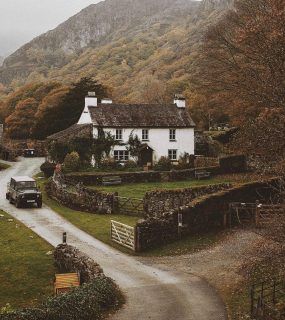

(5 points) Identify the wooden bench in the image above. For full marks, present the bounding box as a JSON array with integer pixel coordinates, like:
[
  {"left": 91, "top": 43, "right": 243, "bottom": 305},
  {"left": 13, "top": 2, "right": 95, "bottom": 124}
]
[
  {"left": 195, "top": 170, "right": 211, "bottom": 180},
  {"left": 102, "top": 176, "right": 122, "bottom": 186},
  {"left": 54, "top": 273, "right": 80, "bottom": 295}
]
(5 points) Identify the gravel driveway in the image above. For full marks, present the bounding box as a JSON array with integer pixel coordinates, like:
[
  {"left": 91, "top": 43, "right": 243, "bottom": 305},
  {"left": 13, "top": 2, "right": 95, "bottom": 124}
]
[{"left": 0, "top": 158, "right": 227, "bottom": 320}]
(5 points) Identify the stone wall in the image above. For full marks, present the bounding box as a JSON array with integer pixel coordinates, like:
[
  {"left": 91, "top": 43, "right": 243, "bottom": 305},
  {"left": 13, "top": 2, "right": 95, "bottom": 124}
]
[
  {"left": 3, "top": 139, "right": 47, "bottom": 157},
  {"left": 46, "top": 174, "right": 116, "bottom": 214},
  {"left": 54, "top": 244, "right": 103, "bottom": 283},
  {"left": 219, "top": 154, "right": 247, "bottom": 174},
  {"left": 143, "top": 183, "right": 232, "bottom": 218},
  {"left": 136, "top": 179, "right": 279, "bottom": 251},
  {"left": 67, "top": 166, "right": 220, "bottom": 185}
]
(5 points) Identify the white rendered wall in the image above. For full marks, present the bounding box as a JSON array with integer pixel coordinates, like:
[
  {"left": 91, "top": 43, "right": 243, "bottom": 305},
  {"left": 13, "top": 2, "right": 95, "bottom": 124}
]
[
  {"left": 93, "top": 127, "right": 195, "bottom": 162},
  {"left": 78, "top": 108, "right": 92, "bottom": 124}
]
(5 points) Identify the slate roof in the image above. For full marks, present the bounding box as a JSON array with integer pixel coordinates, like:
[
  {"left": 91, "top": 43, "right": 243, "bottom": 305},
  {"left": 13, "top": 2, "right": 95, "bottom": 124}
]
[
  {"left": 89, "top": 103, "right": 195, "bottom": 128},
  {"left": 47, "top": 124, "right": 92, "bottom": 141}
]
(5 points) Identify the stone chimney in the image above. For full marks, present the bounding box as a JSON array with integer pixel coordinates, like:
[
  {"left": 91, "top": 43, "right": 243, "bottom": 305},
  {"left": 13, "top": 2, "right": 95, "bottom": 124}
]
[
  {"left": 101, "top": 98, "right": 113, "bottom": 104},
  {"left": 174, "top": 94, "right": 186, "bottom": 108},
  {"left": 85, "top": 92, "right": 97, "bottom": 108}
]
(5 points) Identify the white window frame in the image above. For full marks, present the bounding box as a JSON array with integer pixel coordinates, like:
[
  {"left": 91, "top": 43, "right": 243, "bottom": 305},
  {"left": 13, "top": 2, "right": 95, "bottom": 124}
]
[
  {"left": 115, "top": 129, "right": 123, "bottom": 141},
  {"left": 169, "top": 129, "right": 176, "bottom": 141},
  {"left": 114, "top": 150, "right": 129, "bottom": 162},
  {"left": 142, "top": 129, "right": 149, "bottom": 141},
  {"left": 168, "top": 149, "right": 177, "bottom": 161}
]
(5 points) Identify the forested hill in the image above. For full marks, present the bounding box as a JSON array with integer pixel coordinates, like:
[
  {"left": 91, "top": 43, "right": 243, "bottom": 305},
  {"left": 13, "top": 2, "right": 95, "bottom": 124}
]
[{"left": 0, "top": 0, "right": 232, "bottom": 102}]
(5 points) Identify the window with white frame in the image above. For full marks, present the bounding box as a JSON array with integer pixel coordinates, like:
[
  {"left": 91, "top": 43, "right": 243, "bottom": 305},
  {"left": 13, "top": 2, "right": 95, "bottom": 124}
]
[
  {"left": 114, "top": 150, "right": 129, "bottom": 162},
  {"left": 142, "top": 129, "right": 149, "bottom": 141},
  {"left": 115, "top": 129, "right": 123, "bottom": 141},
  {"left": 168, "top": 149, "right": 177, "bottom": 161},
  {"left": 169, "top": 129, "right": 176, "bottom": 141}
]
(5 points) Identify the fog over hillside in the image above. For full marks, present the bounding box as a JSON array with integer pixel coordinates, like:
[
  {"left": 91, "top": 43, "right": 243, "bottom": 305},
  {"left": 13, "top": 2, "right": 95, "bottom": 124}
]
[{"left": 0, "top": 0, "right": 100, "bottom": 57}]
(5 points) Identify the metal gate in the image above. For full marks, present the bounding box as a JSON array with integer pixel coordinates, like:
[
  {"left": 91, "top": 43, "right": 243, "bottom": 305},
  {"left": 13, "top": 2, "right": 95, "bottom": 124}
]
[
  {"left": 111, "top": 220, "right": 137, "bottom": 251},
  {"left": 115, "top": 196, "right": 144, "bottom": 216}
]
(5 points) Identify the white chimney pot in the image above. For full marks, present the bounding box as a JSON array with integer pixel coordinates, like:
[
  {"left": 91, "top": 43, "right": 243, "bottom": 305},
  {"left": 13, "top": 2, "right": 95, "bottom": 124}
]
[{"left": 174, "top": 94, "right": 186, "bottom": 108}]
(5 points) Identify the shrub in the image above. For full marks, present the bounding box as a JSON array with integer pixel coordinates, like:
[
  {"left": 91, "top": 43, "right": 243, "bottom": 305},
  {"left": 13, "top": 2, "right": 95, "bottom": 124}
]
[
  {"left": 47, "top": 141, "right": 70, "bottom": 163},
  {"left": 176, "top": 153, "right": 195, "bottom": 170},
  {"left": 124, "top": 160, "right": 139, "bottom": 170},
  {"left": 219, "top": 154, "right": 247, "bottom": 174},
  {"left": 100, "top": 157, "right": 121, "bottom": 170},
  {"left": 1, "top": 277, "right": 124, "bottom": 320},
  {"left": 40, "top": 161, "right": 56, "bottom": 178},
  {"left": 63, "top": 152, "right": 80, "bottom": 173},
  {"left": 154, "top": 156, "right": 173, "bottom": 171}
]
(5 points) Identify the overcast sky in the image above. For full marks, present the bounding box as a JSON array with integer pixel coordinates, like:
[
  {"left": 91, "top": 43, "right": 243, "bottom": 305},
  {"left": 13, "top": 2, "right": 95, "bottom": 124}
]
[{"left": 0, "top": 0, "right": 101, "bottom": 57}]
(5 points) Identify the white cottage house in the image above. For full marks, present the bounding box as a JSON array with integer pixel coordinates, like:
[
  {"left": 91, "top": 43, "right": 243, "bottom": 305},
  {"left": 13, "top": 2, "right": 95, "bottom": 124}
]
[{"left": 48, "top": 93, "right": 195, "bottom": 166}]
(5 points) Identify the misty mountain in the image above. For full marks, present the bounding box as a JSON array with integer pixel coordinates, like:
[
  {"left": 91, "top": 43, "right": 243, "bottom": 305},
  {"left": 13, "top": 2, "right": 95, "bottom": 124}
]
[{"left": 0, "top": 0, "right": 232, "bottom": 101}]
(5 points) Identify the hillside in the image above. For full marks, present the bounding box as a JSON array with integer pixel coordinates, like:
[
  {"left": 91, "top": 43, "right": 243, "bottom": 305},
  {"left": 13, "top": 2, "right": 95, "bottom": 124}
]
[{"left": 0, "top": 0, "right": 232, "bottom": 102}]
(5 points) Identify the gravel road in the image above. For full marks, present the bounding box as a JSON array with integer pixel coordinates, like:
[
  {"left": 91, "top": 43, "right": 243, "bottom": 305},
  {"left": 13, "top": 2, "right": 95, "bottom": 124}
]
[{"left": 0, "top": 158, "right": 227, "bottom": 320}]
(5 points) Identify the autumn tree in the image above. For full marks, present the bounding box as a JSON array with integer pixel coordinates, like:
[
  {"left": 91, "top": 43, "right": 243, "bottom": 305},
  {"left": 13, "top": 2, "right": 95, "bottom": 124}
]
[
  {"left": 192, "top": 0, "right": 285, "bottom": 125},
  {"left": 33, "top": 77, "right": 109, "bottom": 139},
  {"left": 32, "top": 85, "right": 70, "bottom": 139},
  {"left": 5, "top": 98, "right": 38, "bottom": 139}
]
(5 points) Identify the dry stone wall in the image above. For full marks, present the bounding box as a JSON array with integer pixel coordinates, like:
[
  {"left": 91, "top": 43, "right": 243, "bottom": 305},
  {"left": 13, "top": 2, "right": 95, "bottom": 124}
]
[
  {"left": 67, "top": 166, "right": 220, "bottom": 186},
  {"left": 137, "top": 179, "right": 279, "bottom": 251},
  {"left": 46, "top": 174, "right": 116, "bottom": 214},
  {"left": 143, "top": 183, "right": 232, "bottom": 218},
  {"left": 54, "top": 244, "right": 103, "bottom": 283}
]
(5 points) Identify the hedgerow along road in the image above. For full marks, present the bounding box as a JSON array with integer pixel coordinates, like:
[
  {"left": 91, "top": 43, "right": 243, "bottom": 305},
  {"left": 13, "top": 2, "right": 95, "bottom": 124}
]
[{"left": 0, "top": 157, "right": 227, "bottom": 320}]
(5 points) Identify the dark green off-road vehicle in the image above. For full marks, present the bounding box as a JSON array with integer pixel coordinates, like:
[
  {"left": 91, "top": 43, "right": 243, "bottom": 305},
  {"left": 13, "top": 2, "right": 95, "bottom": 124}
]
[{"left": 6, "top": 176, "right": 42, "bottom": 208}]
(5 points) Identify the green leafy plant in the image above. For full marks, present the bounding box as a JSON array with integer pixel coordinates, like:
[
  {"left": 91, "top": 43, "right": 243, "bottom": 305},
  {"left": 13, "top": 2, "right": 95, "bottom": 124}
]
[
  {"left": 40, "top": 162, "right": 56, "bottom": 178},
  {"left": 63, "top": 152, "right": 80, "bottom": 173},
  {"left": 154, "top": 156, "right": 173, "bottom": 171}
]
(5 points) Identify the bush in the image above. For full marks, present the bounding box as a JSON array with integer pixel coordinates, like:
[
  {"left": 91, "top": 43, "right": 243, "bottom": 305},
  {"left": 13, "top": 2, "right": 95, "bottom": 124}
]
[
  {"left": 176, "top": 153, "right": 195, "bottom": 170},
  {"left": 154, "top": 156, "right": 173, "bottom": 171},
  {"left": 124, "top": 160, "right": 139, "bottom": 170},
  {"left": 1, "top": 277, "right": 124, "bottom": 320},
  {"left": 63, "top": 152, "right": 80, "bottom": 173},
  {"left": 219, "top": 154, "right": 247, "bottom": 174},
  {"left": 100, "top": 157, "right": 121, "bottom": 170},
  {"left": 40, "top": 161, "right": 56, "bottom": 178}
]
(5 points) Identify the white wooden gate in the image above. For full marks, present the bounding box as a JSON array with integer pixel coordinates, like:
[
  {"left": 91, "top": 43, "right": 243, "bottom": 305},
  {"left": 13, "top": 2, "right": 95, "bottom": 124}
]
[{"left": 111, "top": 220, "right": 136, "bottom": 251}]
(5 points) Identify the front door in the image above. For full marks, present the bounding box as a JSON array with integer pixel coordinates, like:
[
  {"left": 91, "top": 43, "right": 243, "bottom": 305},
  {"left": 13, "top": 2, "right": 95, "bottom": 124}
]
[{"left": 139, "top": 147, "right": 153, "bottom": 166}]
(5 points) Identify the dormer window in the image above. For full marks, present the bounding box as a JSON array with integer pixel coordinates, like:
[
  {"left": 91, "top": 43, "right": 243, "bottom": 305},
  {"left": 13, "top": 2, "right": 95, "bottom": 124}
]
[
  {"left": 116, "top": 129, "right": 123, "bottom": 141},
  {"left": 169, "top": 129, "right": 176, "bottom": 141},
  {"left": 142, "top": 129, "right": 149, "bottom": 141}
]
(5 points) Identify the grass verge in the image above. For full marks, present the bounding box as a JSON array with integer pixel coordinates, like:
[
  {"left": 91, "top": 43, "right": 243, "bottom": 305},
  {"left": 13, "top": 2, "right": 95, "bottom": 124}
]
[
  {"left": 0, "top": 210, "right": 55, "bottom": 309},
  {"left": 0, "top": 162, "right": 11, "bottom": 171},
  {"left": 36, "top": 175, "right": 224, "bottom": 256},
  {"left": 88, "top": 175, "right": 247, "bottom": 198}
]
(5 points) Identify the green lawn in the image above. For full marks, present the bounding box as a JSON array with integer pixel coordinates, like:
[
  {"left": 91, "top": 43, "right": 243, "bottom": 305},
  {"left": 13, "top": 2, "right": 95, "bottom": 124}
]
[
  {"left": 0, "top": 210, "right": 55, "bottom": 309},
  {"left": 140, "top": 230, "right": 225, "bottom": 257},
  {"left": 36, "top": 177, "right": 139, "bottom": 253},
  {"left": 36, "top": 175, "right": 225, "bottom": 256},
  {"left": 89, "top": 177, "right": 234, "bottom": 199},
  {"left": 0, "top": 162, "right": 10, "bottom": 171}
]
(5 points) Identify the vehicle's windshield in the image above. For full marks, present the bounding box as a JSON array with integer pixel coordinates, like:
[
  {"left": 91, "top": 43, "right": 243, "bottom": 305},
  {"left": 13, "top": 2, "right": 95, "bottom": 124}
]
[{"left": 16, "top": 181, "right": 37, "bottom": 190}]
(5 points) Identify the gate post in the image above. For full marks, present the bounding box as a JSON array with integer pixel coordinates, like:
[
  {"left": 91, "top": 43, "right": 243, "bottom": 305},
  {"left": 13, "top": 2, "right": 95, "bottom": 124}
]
[
  {"left": 113, "top": 193, "right": 119, "bottom": 213},
  {"left": 135, "top": 226, "right": 141, "bottom": 252},
  {"left": 255, "top": 200, "right": 261, "bottom": 227}
]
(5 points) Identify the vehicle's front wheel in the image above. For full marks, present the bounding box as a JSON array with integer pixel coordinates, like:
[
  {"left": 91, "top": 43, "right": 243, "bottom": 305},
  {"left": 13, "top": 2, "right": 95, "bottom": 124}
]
[
  {"left": 6, "top": 193, "right": 10, "bottom": 200},
  {"left": 37, "top": 200, "right": 42, "bottom": 208},
  {"left": 15, "top": 199, "right": 22, "bottom": 208}
]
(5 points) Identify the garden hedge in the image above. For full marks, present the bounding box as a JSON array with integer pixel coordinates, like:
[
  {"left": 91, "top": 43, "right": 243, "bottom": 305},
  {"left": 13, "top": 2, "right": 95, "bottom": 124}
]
[{"left": 0, "top": 277, "right": 124, "bottom": 320}]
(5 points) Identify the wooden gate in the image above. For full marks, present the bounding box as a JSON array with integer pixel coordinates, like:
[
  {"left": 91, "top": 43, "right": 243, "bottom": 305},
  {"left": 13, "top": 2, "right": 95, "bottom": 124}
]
[
  {"left": 251, "top": 279, "right": 285, "bottom": 320},
  {"left": 111, "top": 220, "right": 137, "bottom": 251},
  {"left": 257, "top": 204, "right": 285, "bottom": 227},
  {"left": 115, "top": 196, "right": 144, "bottom": 216},
  {"left": 229, "top": 202, "right": 285, "bottom": 227}
]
